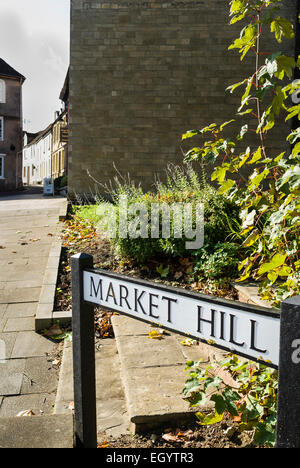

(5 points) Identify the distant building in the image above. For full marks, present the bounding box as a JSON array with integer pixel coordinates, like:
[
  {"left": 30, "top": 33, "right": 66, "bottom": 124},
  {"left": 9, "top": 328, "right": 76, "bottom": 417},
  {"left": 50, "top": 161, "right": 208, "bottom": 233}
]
[
  {"left": 52, "top": 69, "right": 69, "bottom": 183},
  {"left": 0, "top": 58, "right": 25, "bottom": 192},
  {"left": 23, "top": 125, "right": 52, "bottom": 185},
  {"left": 52, "top": 110, "right": 68, "bottom": 181},
  {"left": 22, "top": 69, "right": 69, "bottom": 188}
]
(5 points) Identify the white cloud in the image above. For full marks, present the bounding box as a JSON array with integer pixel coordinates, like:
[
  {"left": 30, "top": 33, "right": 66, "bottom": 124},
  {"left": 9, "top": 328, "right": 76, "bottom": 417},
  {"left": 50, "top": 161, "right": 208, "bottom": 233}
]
[{"left": 0, "top": 0, "right": 70, "bottom": 132}]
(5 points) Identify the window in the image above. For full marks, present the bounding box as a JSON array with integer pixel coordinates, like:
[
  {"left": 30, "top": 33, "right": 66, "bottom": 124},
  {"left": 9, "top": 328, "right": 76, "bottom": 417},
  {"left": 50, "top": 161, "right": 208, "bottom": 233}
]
[
  {"left": 0, "top": 117, "right": 4, "bottom": 141},
  {"left": 0, "top": 155, "right": 5, "bottom": 179},
  {"left": 0, "top": 80, "right": 5, "bottom": 103}
]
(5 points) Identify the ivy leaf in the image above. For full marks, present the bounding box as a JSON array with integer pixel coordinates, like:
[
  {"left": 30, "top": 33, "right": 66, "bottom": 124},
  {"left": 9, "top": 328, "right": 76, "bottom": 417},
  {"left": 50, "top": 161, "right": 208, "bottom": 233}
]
[
  {"left": 271, "top": 86, "right": 285, "bottom": 116},
  {"left": 211, "top": 394, "right": 227, "bottom": 415},
  {"left": 237, "top": 124, "right": 248, "bottom": 141},
  {"left": 249, "top": 169, "right": 270, "bottom": 190},
  {"left": 211, "top": 166, "right": 228, "bottom": 183},
  {"left": 242, "top": 229, "right": 259, "bottom": 247},
  {"left": 182, "top": 130, "right": 200, "bottom": 140},
  {"left": 156, "top": 265, "right": 169, "bottom": 278},
  {"left": 218, "top": 179, "right": 236, "bottom": 194},
  {"left": 258, "top": 253, "right": 287, "bottom": 276},
  {"left": 276, "top": 55, "right": 296, "bottom": 79},
  {"left": 271, "top": 17, "right": 294, "bottom": 43},
  {"left": 196, "top": 411, "right": 224, "bottom": 425},
  {"left": 226, "top": 80, "right": 247, "bottom": 94},
  {"left": 267, "top": 271, "right": 278, "bottom": 284},
  {"left": 241, "top": 209, "right": 256, "bottom": 230},
  {"left": 220, "top": 119, "right": 235, "bottom": 131},
  {"left": 248, "top": 146, "right": 262, "bottom": 164},
  {"left": 228, "top": 24, "right": 257, "bottom": 60}
]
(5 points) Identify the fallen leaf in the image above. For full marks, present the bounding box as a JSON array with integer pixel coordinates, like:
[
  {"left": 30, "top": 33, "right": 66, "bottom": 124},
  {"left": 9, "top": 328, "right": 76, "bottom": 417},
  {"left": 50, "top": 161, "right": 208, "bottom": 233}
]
[
  {"left": 68, "top": 401, "right": 74, "bottom": 411},
  {"left": 162, "top": 433, "right": 184, "bottom": 443},
  {"left": 44, "top": 323, "right": 63, "bottom": 337},
  {"left": 148, "top": 329, "right": 164, "bottom": 340},
  {"left": 174, "top": 271, "right": 183, "bottom": 280},
  {"left": 17, "top": 410, "right": 35, "bottom": 417},
  {"left": 180, "top": 338, "right": 196, "bottom": 347},
  {"left": 98, "top": 441, "right": 110, "bottom": 448}
]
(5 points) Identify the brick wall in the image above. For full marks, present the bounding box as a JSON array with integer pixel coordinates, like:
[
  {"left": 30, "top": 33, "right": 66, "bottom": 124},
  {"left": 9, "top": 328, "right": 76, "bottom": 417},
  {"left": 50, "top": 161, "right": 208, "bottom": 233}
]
[{"left": 69, "top": 0, "right": 297, "bottom": 196}]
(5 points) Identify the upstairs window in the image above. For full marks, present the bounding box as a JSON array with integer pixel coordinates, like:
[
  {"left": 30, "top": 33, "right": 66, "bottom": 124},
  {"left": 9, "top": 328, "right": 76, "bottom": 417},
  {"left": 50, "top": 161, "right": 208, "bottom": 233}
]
[
  {"left": 0, "top": 80, "right": 5, "bottom": 103},
  {"left": 0, "top": 117, "right": 4, "bottom": 141},
  {"left": 0, "top": 154, "right": 5, "bottom": 178}
]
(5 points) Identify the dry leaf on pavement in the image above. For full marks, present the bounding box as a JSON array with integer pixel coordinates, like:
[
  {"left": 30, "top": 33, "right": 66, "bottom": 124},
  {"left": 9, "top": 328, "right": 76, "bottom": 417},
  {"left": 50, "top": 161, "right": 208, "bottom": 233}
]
[{"left": 17, "top": 410, "right": 35, "bottom": 417}]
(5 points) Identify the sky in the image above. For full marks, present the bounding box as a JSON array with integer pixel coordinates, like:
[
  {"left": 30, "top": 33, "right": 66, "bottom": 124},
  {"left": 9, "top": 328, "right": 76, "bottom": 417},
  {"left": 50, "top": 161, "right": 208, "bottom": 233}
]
[{"left": 0, "top": 0, "right": 70, "bottom": 133}]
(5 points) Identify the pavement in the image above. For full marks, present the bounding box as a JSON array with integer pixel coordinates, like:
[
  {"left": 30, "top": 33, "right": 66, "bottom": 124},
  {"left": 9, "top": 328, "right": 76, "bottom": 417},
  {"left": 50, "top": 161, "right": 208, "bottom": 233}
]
[{"left": 0, "top": 186, "right": 72, "bottom": 448}]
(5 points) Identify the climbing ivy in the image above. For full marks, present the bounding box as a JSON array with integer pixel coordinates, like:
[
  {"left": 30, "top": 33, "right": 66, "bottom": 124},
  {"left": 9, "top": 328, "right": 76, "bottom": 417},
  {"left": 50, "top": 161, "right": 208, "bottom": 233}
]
[{"left": 183, "top": 0, "right": 300, "bottom": 307}]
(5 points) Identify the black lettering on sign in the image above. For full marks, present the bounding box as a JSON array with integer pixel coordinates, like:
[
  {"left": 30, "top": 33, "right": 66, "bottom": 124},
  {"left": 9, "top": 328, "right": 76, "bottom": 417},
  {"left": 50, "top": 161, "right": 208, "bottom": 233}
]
[
  {"left": 250, "top": 319, "right": 267, "bottom": 354},
  {"left": 106, "top": 282, "right": 118, "bottom": 305},
  {"left": 134, "top": 289, "right": 147, "bottom": 315},
  {"left": 197, "top": 306, "right": 216, "bottom": 338},
  {"left": 229, "top": 314, "right": 245, "bottom": 347},
  {"left": 162, "top": 296, "right": 177, "bottom": 323},
  {"left": 219, "top": 311, "right": 226, "bottom": 341},
  {"left": 119, "top": 284, "right": 131, "bottom": 310},
  {"left": 149, "top": 293, "right": 159, "bottom": 319},
  {"left": 90, "top": 277, "right": 103, "bottom": 300}
]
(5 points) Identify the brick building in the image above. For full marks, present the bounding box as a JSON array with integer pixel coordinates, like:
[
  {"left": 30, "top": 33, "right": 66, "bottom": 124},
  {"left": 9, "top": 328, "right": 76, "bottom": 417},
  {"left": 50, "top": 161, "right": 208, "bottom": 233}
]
[
  {"left": 0, "top": 58, "right": 25, "bottom": 192},
  {"left": 69, "top": 0, "right": 297, "bottom": 196}
]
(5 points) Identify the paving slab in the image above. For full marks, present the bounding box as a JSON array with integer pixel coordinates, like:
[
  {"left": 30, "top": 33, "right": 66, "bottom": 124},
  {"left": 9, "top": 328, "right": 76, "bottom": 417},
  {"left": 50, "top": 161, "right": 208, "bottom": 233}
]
[
  {"left": 3, "top": 280, "right": 43, "bottom": 289},
  {"left": 0, "top": 414, "right": 74, "bottom": 448},
  {"left": 21, "top": 357, "right": 59, "bottom": 395},
  {"left": 4, "top": 317, "right": 35, "bottom": 332},
  {"left": 0, "top": 359, "right": 26, "bottom": 395},
  {"left": 11, "top": 331, "right": 56, "bottom": 359},
  {"left": 0, "top": 332, "right": 18, "bottom": 359},
  {"left": 0, "top": 288, "right": 41, "bottom": 304},
  {"left": 4, "top": 303, "right": 37, "bottom": 318},
  {"left": 232, "top": 282, "right": 272, "bottom": 308},
  {"left": 0, "top": 392, "right": 56, "bottom": 418}
]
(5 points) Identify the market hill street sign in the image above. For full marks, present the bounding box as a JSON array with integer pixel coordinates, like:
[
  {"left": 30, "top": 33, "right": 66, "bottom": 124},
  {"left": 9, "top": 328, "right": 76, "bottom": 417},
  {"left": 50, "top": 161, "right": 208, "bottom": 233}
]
[
  {"left": 71, "top": 253, "right": 300, "bottom": 449},
  {"left": 84, "top": 269, "right": 280, "bottom": 368}
]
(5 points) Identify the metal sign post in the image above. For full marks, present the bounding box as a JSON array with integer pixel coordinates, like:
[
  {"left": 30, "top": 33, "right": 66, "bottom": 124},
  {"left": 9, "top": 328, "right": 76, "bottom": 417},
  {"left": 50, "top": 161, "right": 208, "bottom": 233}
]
[
  {"left": 71, "top": 252, "right": 300, "bottom": 448},
  {"left": 71, "top": 253, "right": 97, "bottom": 448},
  {"left": 276, "top": 296, "right": 300, "bottom": 448}
]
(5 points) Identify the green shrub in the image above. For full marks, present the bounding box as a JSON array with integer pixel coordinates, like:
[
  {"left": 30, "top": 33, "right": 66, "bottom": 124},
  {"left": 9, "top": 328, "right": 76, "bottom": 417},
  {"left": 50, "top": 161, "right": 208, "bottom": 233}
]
[
  {"left": 191, "top": 242, "right": 240, "bottom": 281},
  {"left": 109, "top": 165, "right": 240, "bottom": 264}
]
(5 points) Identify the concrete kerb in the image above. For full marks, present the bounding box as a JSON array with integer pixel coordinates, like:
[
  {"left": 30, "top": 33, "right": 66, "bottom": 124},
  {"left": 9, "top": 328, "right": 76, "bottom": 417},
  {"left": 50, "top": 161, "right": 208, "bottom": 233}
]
[{"left": 35, "top": 201, "right": 72, "bottom": 332}]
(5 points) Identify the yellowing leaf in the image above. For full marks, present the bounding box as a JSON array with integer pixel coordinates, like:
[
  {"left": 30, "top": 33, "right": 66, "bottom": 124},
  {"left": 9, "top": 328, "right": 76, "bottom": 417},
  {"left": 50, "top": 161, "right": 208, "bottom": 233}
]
[
  {"left": 196, "top": 411, "right": 224, "bottom": 425},
  {"left": 242, "top": 229, "right": 259, "bottom": 247},
  {"left": 148, "top": 330, "right": 164, "bottom": 340},
  {"left": 258, "top": 253, "right": 287, "bottom": 276}
]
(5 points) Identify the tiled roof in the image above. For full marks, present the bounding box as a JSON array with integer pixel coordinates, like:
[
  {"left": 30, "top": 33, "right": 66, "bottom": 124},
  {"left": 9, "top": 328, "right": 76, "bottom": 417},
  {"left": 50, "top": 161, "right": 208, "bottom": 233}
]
[{"left": 0, "top": 58, "right": 25, "bottom": 82}]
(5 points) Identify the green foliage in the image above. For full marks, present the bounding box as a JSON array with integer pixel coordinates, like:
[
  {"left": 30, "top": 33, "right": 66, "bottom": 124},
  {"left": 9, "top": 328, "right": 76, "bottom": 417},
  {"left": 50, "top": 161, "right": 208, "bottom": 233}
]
[
  {"left": 54, "top": 175, "right": 68, "bottom": 190},
  {"left": 107, "top": 165, "right": 240, "bottom": 264},
  {"left": 183, "top": 355, "right": 278, "bottom": 447},
  {"left": 191, "top": 242, "right": 241, "bottom": 281},
  {"left": 183, "top": 0, "right": 300, "bottom": 307}
]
